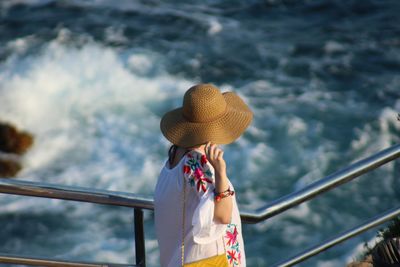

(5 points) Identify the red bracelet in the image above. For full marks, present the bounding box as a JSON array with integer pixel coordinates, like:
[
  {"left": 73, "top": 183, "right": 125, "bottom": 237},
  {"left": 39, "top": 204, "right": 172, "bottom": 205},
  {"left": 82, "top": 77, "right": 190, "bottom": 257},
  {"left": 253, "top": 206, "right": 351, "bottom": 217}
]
[{"left": 214, "top": 188, "right": 235, "bottom": 202}]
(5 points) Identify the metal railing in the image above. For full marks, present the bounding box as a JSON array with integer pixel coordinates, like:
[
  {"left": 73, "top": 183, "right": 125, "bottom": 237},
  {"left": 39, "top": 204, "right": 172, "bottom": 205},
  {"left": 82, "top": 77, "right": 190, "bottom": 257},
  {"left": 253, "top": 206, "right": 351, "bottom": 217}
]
[
  {"left": 274, "top": 205, "right": 400, "bottom": 267},
  {"left": 241, "top": 143, "right": 400, "bottom": 223},
  {"left": 0, "top": 180, "right": 152, "bottom": 267},
  {"left": 0, "top": 143, "right": 399, "bottom": 266}
]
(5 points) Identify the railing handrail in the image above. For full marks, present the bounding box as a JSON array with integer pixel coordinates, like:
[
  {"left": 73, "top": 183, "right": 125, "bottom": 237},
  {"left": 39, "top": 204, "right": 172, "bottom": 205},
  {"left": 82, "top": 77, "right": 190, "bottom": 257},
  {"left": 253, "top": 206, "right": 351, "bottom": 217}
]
[
  {"left": 1, "top": 143, "right": 400, "bottom": 266},
  {"left": 0, "top": 178, "right": 154, "bottom": 210},
  {"left": 242, "top": 143, "right": 400, "bottom": 223},
  {"left": 0, "top": 252, "right": 137, "bottom": 267},
  {"left": 1, "top": 144, "right": 400, "bottom": 224},
  {"left": 273, "top": 205, "right": 400, "bottom": 267}
]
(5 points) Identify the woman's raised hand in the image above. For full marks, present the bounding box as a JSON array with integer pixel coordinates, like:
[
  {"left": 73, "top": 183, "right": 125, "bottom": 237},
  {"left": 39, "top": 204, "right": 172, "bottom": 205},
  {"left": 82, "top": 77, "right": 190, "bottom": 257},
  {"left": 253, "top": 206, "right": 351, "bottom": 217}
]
[
  {"left": 205, "top": 142, "right": 226, "bottom": 177},
  {"left": 205, "top": 142, "right": 231, "bottom": 224}
]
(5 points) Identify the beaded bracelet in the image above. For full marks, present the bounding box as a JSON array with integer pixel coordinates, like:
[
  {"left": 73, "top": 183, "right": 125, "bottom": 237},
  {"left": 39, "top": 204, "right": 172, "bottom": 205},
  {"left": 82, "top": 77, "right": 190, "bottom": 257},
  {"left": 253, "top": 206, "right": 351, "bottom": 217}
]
[{"left": 214, "top": 187, "right": 235, "bottom": 202}]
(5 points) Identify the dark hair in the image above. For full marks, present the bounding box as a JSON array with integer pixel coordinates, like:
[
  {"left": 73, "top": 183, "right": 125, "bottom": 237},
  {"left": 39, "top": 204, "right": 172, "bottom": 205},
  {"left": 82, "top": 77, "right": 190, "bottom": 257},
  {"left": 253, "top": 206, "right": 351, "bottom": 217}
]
[{"left": 168, "top": 145, "right": 178, "bottom": 166}]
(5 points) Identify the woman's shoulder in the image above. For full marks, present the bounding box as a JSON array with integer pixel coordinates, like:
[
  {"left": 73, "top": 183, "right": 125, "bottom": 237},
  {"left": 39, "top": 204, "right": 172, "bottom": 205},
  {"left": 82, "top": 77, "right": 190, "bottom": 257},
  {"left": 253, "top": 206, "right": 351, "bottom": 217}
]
[
  {"left": 183, "top": 150, "right": 209, "bottom": 170},
  {"left": 186, "top": 149, "right": 206, "bottom": 159},
  {"left": 182, "top": 147, "right": 206, "bottom": 158},
  {"left": 174, "top": 148, "right": 208, "bottom": 171}
]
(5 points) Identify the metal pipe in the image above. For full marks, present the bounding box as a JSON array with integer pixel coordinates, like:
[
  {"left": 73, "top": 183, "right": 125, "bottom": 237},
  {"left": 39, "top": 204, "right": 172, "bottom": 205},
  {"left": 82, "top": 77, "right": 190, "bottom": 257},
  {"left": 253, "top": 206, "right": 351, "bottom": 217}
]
[
  {"left": 134, "top": 209, "right": 146, "bottom": 267},
  {"left": 273, "top": 205, "right": 400, "bottom": 267},
  {"left": 0, "top": 253, "right": 136, "bottom": 267},
  {"left": 241, "top": 143, "right": 400, "bottom": 223},
  {"left": 0, "top": 144, "right": 399, "bottom": 267},
  {"left": 0, "top": 178, "right": 154, "bottom": 210},
  {"left": 0, "top": 144, "right": 399, "bottom": 224}
]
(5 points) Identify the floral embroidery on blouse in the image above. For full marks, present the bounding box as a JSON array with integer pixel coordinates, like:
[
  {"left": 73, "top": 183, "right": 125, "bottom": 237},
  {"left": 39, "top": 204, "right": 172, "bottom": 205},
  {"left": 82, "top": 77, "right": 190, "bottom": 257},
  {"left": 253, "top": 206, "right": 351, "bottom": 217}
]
[
  {"left": 183, "top": 152, "right": 213, "bottom": 192},
  {"left": 225, "top": 223, "right": 241, "bottom": 266}
]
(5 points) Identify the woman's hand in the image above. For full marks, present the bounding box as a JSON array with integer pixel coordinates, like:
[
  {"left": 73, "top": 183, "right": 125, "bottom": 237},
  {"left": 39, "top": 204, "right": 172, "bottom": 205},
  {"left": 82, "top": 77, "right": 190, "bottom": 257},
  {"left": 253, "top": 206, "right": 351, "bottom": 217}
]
[
  {"left": 205, "top": 142, "right": 232, "bottom": 224},
  {"left": 205, "top": 142, "right": 226, "bottom": 176}
]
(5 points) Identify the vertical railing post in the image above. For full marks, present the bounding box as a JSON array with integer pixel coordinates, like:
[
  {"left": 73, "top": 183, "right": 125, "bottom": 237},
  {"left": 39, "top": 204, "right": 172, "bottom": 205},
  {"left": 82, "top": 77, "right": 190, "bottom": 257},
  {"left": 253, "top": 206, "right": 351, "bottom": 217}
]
[{"left": 134, "top": 208, "right": 146, "bottom": 267}]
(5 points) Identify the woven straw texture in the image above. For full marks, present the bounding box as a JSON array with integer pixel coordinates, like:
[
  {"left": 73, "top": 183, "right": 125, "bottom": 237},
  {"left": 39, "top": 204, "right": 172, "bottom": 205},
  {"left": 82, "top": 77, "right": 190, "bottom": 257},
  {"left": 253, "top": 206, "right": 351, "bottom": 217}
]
[
  {"left": 160, "top": 84, "right": 253, "bottom": 148},
  {"left": 183, "top": 254, "right": 229, "bottom": 267}
]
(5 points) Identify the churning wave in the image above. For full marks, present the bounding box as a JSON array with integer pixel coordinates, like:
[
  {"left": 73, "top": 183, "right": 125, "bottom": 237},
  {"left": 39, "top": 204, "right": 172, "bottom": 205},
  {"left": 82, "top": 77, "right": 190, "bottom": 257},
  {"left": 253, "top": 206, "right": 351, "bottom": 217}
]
[{"left": 0, "top": 1, "right": 400, "bottom": 266}]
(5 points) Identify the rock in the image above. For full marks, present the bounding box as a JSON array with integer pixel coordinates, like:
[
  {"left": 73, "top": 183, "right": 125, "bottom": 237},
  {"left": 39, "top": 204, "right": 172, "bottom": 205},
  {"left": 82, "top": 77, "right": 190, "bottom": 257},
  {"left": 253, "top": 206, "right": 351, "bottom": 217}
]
[
  {"left": 0, "top": 122, "right": 33, "bottom": 154},
  {"left": 0, "top": 158, "right": 22, "bottom": 177},
  {"left": 0, "top": 121, "right": 33, "bottom": 177}
]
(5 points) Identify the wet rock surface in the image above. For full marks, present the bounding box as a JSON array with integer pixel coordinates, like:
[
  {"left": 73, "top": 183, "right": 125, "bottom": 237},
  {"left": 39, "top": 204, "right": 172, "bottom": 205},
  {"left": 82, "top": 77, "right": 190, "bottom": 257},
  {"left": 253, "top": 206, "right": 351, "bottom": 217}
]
[{"left": 0, "top": 122, "right": 33, "bottom": 177}]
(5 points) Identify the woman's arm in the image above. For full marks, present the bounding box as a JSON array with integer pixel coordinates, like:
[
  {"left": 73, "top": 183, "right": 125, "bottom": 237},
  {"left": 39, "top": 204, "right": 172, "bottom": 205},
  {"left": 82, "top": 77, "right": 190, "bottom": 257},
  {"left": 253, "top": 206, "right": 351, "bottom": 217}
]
[{"left": 206, "top": 142, "right": 233, "bottom": 224}]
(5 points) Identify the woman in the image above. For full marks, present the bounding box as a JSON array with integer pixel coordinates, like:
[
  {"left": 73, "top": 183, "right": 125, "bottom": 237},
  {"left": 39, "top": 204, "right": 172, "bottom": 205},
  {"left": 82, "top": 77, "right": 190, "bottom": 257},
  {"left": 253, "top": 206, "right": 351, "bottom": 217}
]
[{"left": 154, "top": 83, "right": 253, "bottom": 267}]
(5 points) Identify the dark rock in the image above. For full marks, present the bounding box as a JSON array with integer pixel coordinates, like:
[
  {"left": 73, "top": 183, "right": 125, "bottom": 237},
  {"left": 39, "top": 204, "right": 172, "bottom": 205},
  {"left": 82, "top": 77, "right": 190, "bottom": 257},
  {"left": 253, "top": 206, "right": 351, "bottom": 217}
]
[
  {"left": 0, "top": 121, "right": 34, "bottom": 177},
  {"left": 0, "top": 122, "right": 33, "bottom": 155},
  {"left": 0, "top": 158, "right": 22, "bottom": 177}
]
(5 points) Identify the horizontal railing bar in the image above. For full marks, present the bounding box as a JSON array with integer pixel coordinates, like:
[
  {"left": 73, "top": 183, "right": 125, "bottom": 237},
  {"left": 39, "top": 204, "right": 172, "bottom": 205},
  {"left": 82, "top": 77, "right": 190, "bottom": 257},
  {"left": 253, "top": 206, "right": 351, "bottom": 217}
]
[
  {"left": 272, "top": 205, "right": 400, "bottom": 267},
  {"left": 0, "top": 252, "right": 137, "bottom": 267},
  {"left": 0, "top": 178, "right": 154, "bottom": 210},
  {"left": 241, "top": 143, "right": 400, "bottom": 223},
  {"left": 0, "top": 144, "right": 399, "bottom": 224}
]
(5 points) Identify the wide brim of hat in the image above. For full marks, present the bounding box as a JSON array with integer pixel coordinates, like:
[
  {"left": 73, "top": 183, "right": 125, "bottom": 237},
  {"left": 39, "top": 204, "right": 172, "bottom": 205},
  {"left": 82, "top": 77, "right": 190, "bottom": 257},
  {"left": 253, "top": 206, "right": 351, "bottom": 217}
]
[{"left": 160, "top": 92, "right": 253, "bottom": 148}]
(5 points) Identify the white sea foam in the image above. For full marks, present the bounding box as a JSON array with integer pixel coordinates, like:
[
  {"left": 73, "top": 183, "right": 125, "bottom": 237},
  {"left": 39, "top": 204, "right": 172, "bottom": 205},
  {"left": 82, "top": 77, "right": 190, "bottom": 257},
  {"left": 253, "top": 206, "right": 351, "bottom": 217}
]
[
  {"left": 351, "top": 107, "right": 400, "bottom": 159},
  {"left": 208, "top": 18, "right": 223, "bottom": 35},
  {"left": 49, "top": 0, "right": 239, "bottom": 37},
  {"left": 127, "top": 53, "right": 155, "bottom": 76},
  {"left": 0, "top": 15, "right": 397, "bottom": 266},
  {"left": 0, "top": 37, "right": 194, "bottom": 267},
  {"left": 287, "top": 116, "right": 307, "bottom": 136},
  {"left": 316, "top": 259, "right": 344, "bottom": 267},
  {"left": 345, "top": 235, "right": 380, "bottom": 264},
  {"left": 0, "top": 37, "right": 192, "bottom": 194},
  {"left": 104, "top": 26, "right": 128, "bottom": 45},
  {"left": 6, "top": 35, "right": 37, "bottom": 55},
  {"left": 324, "top": 40, "right": 346, "bottom": 54}
]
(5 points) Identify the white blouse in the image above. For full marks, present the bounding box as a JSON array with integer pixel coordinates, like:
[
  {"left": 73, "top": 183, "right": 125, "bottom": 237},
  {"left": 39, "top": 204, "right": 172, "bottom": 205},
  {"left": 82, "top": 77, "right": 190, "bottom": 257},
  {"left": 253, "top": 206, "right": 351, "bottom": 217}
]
[{"left": 154, "top": 150, "right": 246, "bottom": 267}]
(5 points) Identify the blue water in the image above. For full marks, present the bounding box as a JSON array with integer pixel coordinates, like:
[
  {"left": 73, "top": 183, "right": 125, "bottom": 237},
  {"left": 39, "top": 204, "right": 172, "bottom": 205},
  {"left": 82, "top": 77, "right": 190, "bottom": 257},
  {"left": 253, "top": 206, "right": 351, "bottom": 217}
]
[{"left": 0, "top": 0, "right": 400, "bottom": 266}]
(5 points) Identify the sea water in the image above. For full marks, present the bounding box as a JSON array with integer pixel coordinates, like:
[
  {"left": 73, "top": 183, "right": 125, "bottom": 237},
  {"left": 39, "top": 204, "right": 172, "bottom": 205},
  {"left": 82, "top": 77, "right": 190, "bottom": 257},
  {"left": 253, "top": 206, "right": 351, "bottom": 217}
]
[{"left": 0, "top": 0, "right": 400, "bottom": 266}]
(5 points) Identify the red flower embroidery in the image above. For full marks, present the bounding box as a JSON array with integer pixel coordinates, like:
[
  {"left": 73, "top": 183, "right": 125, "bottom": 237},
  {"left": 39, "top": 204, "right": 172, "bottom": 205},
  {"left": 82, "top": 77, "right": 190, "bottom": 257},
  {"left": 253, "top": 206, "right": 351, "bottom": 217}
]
[
  {"left": 227, "top": 250, "right": 237, "bottom": 265},
  {"left": 197, "top": 177, "right": 212, "bottom": 192},
  {"left": 200, "top": 154, "right": 207, "bottom": 166},
  {"left": 183, "top": 165, "right": 190, "bottom": 174},
  {"left": 225, "top": 225, "right": 238, "bottom": 246},
  {"left": 224, "top": 224, "right": 241, "bottom": 266},
  {"left": 193, "top": 167, "right": 204, "bottom": 179},
  {"left": 183, "top": 152, "right": 213, "bottom": 192}
]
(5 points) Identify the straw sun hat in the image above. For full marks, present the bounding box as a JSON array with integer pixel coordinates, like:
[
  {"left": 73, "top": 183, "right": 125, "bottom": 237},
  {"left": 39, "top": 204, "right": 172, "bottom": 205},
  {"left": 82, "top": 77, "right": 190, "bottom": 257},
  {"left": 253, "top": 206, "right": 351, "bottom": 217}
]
[{"left": 160, "top": 83, "right": 253, "bottom": 148}]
